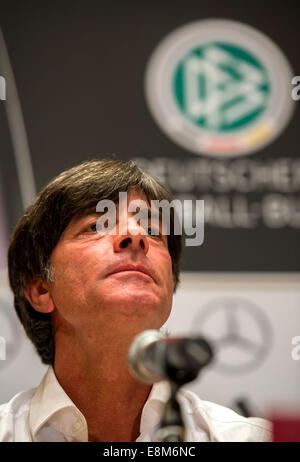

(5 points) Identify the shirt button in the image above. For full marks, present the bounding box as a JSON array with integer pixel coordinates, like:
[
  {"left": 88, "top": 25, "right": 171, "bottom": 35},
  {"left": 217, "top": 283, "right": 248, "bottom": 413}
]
[{"left": 73, "top": 421, "right": 82, "bottom": 432}]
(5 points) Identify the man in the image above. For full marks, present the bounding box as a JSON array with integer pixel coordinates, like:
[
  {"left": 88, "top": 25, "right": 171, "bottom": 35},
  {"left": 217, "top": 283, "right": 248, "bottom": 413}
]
[{"left": 0, "top": 159, "right": 271, "bottom": 442}]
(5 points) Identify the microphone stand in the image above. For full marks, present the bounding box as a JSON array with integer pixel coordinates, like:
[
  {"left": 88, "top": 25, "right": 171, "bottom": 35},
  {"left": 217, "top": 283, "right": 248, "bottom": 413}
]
[
  {"left": 154, "top": 337, "right": 214, "bottom": 443},
  {"left": 155, "top": 382, "right": 186, "bottom": 442}
]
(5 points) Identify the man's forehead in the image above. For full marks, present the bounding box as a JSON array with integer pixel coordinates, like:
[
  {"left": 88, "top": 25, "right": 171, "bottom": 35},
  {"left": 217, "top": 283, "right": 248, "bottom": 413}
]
[{"left": 68, "top": 191, "right": 160, "bottom": 225}]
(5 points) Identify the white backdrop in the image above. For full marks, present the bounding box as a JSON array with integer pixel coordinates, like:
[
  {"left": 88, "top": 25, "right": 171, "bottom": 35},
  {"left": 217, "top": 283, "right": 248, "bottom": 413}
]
[
  {"left": 1, "top": 270, "right": 300, "bottom": 421},
  {"left": 165, "top": 272, "right": 300, "bottom": 419},
  {"left": 0, "top": 271, "right": 47, "bottom": 403}
]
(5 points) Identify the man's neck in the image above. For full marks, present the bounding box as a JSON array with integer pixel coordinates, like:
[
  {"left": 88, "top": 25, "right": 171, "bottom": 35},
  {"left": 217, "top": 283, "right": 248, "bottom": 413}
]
[{"left": 53, "top": 328, "right": 152, "bottom": 442}]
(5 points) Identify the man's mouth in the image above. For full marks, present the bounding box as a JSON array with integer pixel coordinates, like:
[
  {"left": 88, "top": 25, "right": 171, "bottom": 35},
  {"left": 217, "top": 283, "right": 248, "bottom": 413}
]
[{"left": 106, "top": 264, "right": 156, "bottom": 282}]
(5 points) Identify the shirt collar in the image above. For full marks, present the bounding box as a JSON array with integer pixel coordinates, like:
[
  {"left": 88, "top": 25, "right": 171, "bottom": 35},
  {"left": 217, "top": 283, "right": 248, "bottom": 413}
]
[
  {"left": 29, "top": 366, "right": 88, "bottom": 442},
  {"left": 29, "top": 366, "right": 174, "bottom": 442},
  {"left": 138, "top": 380, "right": 171, "bottom": 439}
]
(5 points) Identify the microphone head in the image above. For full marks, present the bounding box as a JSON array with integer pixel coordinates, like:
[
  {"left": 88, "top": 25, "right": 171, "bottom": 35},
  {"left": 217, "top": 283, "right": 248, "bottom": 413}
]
[
  {"left": 128, "top": 330, "right": 214, "bottom": 385},
  {"left": 128, "top": 330, "right": 165, "bottom": 384}
]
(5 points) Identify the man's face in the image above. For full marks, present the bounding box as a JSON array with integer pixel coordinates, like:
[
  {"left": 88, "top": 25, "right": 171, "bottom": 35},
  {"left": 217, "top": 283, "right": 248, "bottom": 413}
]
[{"left": 48, "top": 189, "right": 174, "bottom": 338}]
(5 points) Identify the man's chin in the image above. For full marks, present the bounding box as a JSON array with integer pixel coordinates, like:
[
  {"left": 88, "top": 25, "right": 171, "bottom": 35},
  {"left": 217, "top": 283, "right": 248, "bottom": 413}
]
[
  {"left": 109, "top": 291, "right": 161, "bottom": 308},
  {"left": 103, "top": 290, "right": 170, "bottom": 318}
]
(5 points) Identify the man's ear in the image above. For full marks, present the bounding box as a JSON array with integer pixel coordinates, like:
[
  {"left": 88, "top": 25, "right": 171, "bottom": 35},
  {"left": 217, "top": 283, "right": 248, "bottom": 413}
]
[{"left": 24, "top": 278, "right": 55, "bottom": 314}]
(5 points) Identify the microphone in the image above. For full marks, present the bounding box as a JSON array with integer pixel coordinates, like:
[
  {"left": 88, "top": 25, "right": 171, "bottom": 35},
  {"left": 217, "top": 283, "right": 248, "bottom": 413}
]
[{"left": 128, "top": 330, "right": 213, "bottom": 385}]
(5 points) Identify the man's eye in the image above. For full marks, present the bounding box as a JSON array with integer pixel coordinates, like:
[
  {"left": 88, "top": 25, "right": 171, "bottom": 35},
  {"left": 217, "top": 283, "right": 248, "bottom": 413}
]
[{"left": 85, "top": 223, "right": 97, "bottom": 232}]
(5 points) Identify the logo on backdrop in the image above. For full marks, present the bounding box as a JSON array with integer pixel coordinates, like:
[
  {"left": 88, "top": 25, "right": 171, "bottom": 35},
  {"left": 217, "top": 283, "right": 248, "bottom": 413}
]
[
  {"left": 192, "top": 297, "right": 272, "bottom": 374},
  {"left": 145, "top": 19, "right": 294, "bottom": 157}
]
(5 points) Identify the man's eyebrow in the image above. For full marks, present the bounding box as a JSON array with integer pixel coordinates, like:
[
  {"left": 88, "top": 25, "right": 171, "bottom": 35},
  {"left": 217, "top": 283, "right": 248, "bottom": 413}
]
[
  {"left": 70, "top": 203, "right": 163, "bottom": 226},
  {"left": 70, "top": 209, "right": 101, "bottom": 226}
]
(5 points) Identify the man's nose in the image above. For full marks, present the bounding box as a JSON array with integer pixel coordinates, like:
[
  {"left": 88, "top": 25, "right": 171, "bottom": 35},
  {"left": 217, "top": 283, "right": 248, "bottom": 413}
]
[{"left": 113, "top": 218, "right": 149, "bottom": 254}]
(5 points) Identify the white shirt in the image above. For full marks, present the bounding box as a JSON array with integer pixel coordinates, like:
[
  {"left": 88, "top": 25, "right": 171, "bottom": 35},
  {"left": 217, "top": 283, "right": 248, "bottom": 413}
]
[{"left": 0, "top": 367, "right": 272, "bottom": 442}]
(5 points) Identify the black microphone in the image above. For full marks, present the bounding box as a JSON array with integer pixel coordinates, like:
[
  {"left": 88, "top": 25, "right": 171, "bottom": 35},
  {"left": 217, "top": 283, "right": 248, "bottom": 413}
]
[{"left": 128, "top": 330, "right": 213, "bottom": 385}]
